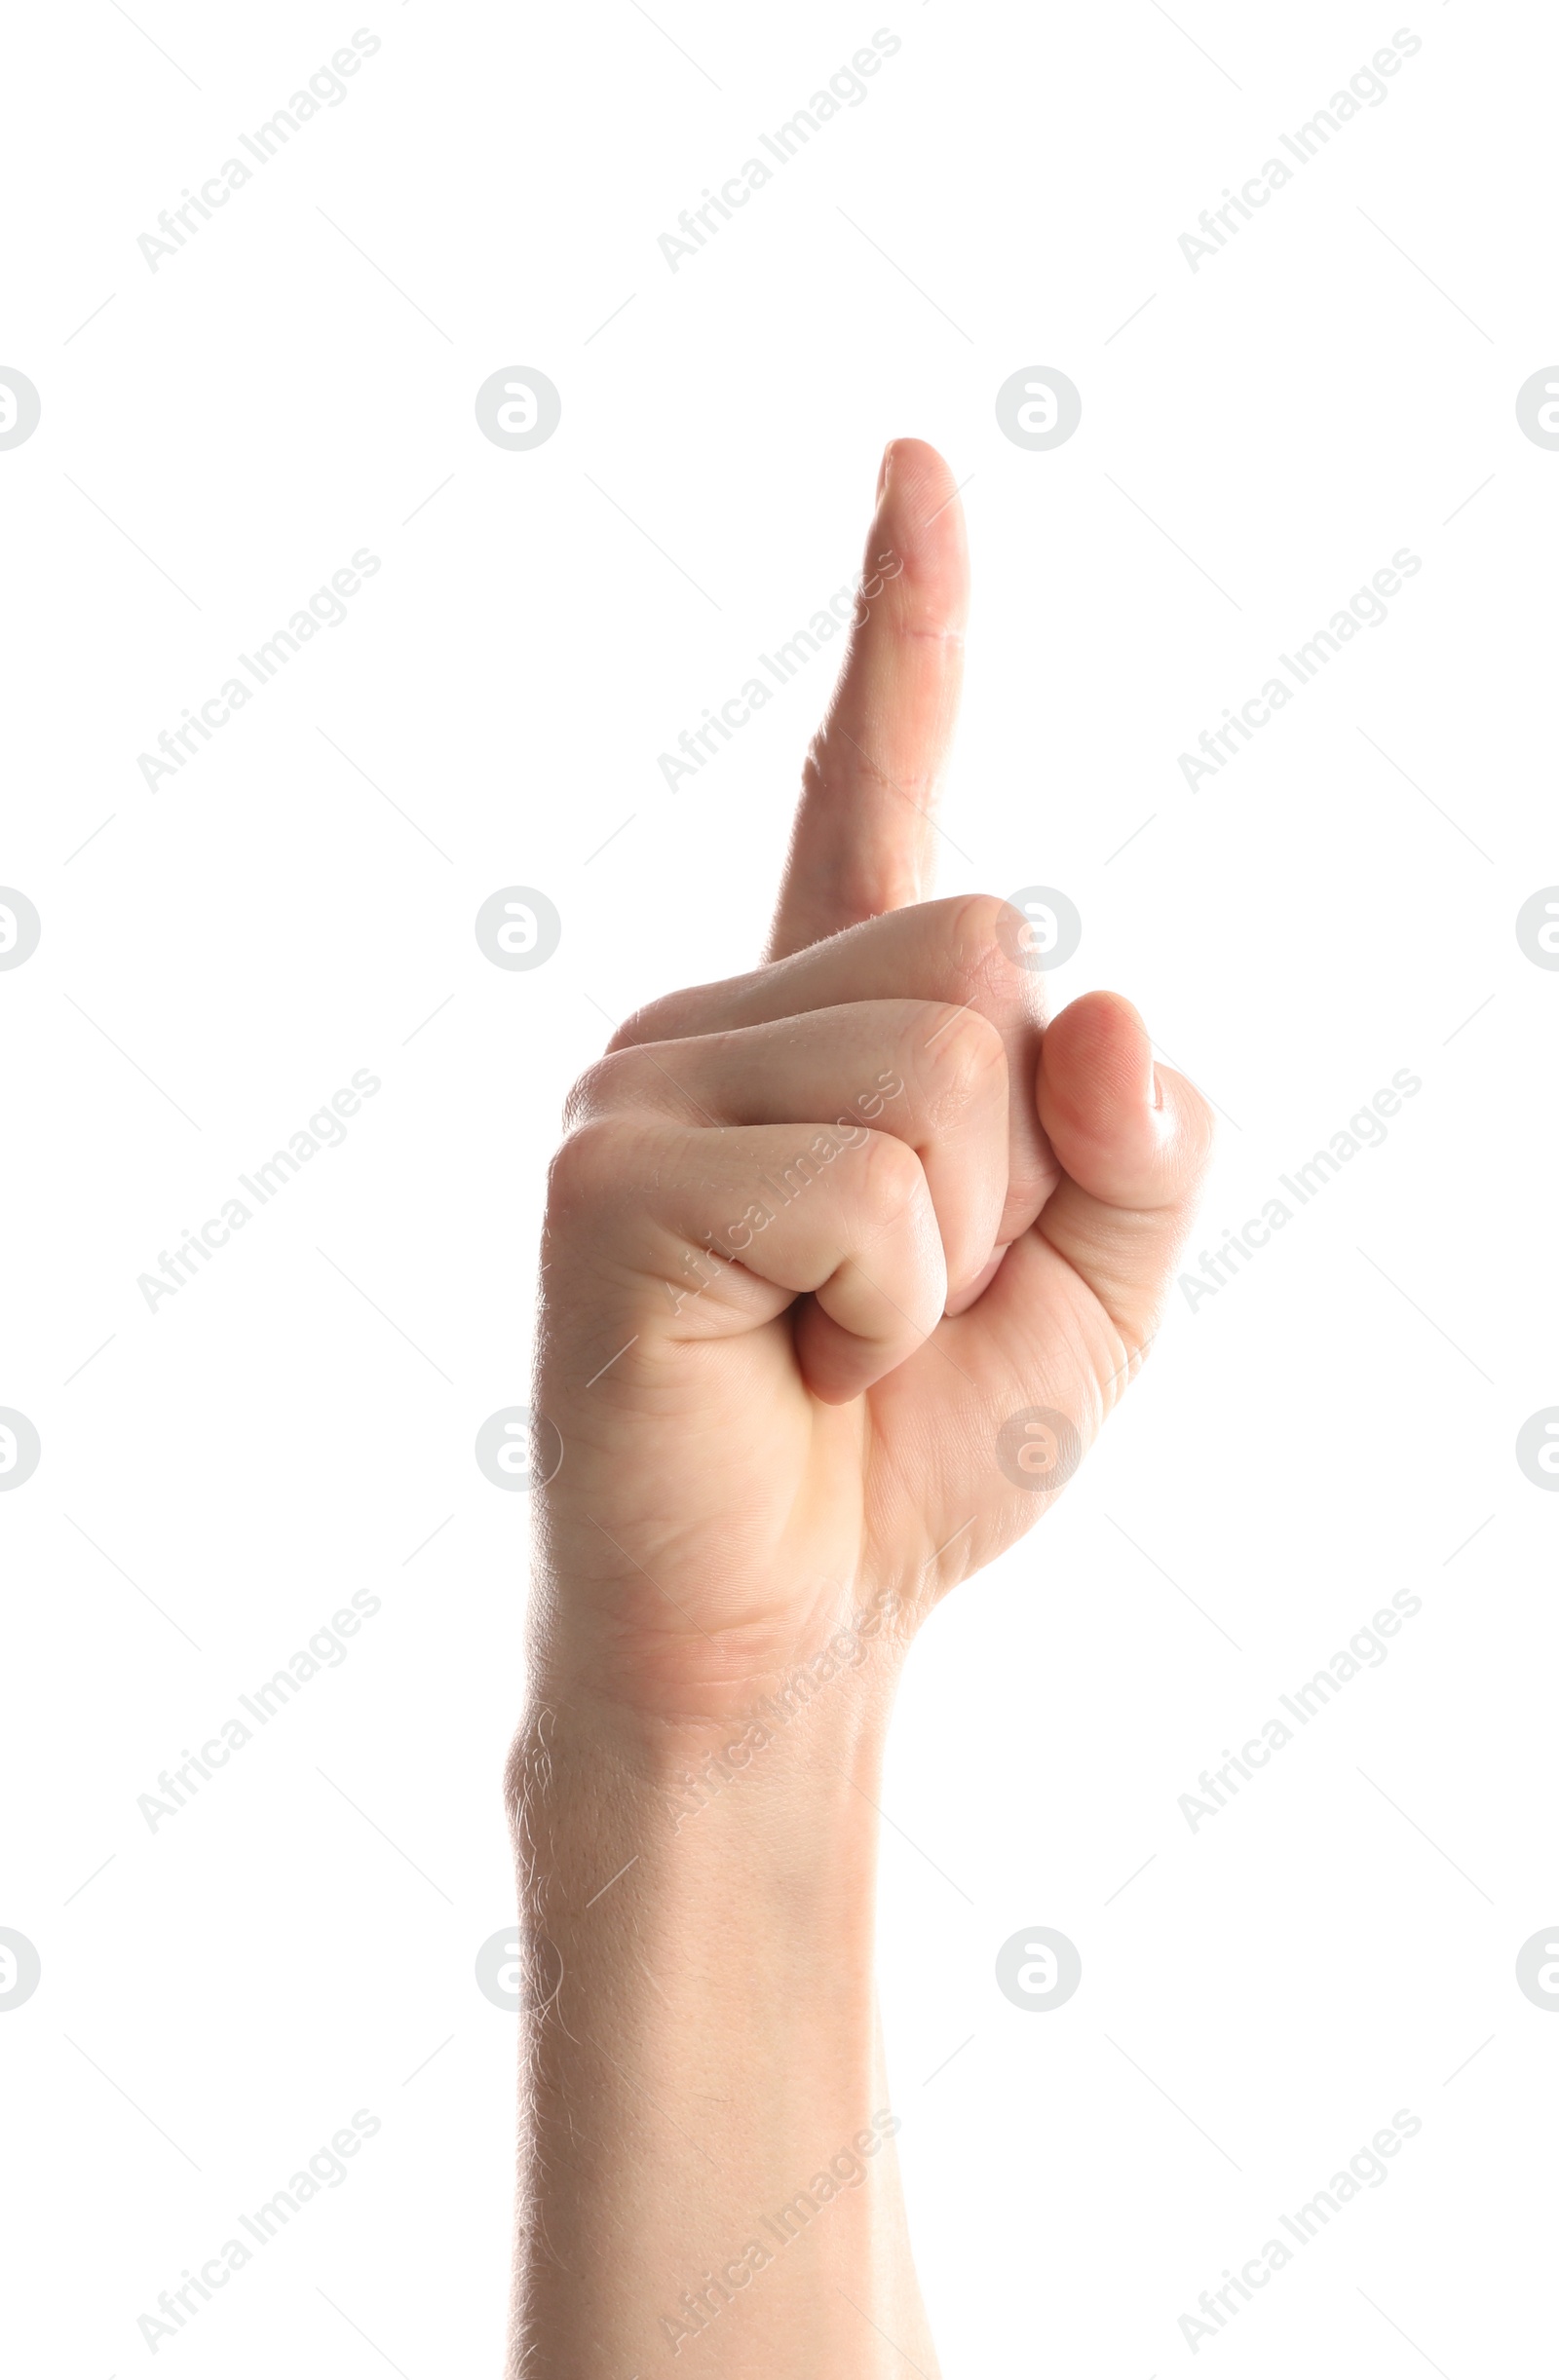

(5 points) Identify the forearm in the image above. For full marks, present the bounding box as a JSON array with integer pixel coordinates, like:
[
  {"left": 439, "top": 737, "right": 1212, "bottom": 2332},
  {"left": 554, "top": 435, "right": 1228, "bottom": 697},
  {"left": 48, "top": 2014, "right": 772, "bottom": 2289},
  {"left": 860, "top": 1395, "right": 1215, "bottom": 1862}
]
[{"left": 506, "top": 1645, "right": 938, "bottom": 2377}]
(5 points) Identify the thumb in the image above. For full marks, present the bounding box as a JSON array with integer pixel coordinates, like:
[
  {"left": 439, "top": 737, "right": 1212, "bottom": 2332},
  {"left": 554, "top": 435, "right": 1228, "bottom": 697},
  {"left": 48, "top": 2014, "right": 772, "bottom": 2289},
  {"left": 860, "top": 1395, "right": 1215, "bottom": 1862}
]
[
  {"left": 1033, "top": 992, "right": 1215, "bottom": 1347},
  {"left": 766, "top": 438, "right": 969, "bottom": 962}
]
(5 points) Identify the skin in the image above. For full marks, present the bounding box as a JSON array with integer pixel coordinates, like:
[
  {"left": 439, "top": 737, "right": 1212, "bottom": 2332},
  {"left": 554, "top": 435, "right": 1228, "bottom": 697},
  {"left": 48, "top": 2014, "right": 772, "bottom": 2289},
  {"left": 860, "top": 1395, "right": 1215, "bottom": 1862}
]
[{"left": 509, "top": 438, "right": 1212, "bottom": 2375}]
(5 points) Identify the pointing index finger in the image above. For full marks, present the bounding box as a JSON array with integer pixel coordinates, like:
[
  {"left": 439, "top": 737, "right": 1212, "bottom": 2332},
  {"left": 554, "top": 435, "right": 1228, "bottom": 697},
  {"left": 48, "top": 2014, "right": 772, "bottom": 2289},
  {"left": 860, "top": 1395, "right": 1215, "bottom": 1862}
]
[{"left": 766, "top": 438, "right": 970, "bottom": 962}]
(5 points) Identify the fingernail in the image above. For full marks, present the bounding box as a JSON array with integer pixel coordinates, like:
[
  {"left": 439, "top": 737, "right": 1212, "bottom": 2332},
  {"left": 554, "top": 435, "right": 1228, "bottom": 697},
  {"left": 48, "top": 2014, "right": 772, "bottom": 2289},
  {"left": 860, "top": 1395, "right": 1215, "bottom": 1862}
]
[{"left": 877, "top": 440, "right": 894, "bottom": 501}]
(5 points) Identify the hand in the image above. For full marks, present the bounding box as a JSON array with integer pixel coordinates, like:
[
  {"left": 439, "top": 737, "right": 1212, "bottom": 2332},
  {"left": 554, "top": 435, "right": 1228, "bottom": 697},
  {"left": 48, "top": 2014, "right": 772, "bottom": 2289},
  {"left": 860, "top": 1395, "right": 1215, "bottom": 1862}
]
[{"left": 532, "top": 438, "right": 1212, "bottom": 1720}]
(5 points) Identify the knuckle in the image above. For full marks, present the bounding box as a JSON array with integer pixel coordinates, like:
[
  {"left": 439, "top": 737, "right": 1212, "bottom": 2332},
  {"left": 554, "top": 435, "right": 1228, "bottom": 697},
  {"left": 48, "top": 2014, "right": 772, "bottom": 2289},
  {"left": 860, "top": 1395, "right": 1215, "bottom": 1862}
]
[
  {"left": 544, "top": 1116, "right": 620, "bottom": 1214},
  {"left": 602, "top": 1001, "right": 661, "bottom": 1056},
  {"left": 602, "top": 986, "right": 703, "bottom": 1054},
  {"left": 945, "top": 890, "right": 1018, "bottom": 970},
  {"left": 561, "top": 1045, "right": 662, "bottom": 1129},
  {"left": 560, "top": 1053, "right": 617, "bottom": 1129},
  {"left": 909, "top": 1001, "right": 1008, "bottom": 1112},
  {"left": 604, "top": 970, "right": 740, "bottom": 1055},
  {"left": 926, "top": 893, "right": 1046, "bottom": 1017},
  {"left": 852, "top": 1127, "right": 929, "bottom": 1222}
]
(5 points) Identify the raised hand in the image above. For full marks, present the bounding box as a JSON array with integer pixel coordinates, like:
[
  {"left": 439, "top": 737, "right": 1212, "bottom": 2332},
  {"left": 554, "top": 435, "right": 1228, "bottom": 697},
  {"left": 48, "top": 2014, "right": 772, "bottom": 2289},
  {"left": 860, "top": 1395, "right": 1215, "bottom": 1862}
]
[{"left": 532, "top": 438, "right": 1211, "bottom": 1719}]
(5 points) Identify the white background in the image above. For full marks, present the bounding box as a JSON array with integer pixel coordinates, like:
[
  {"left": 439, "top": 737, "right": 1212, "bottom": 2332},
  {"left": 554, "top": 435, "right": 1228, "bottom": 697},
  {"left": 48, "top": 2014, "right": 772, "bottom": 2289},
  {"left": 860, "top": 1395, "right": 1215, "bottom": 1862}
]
[{"left": 3, "top": 1, "right": 1557, "bottom": 2372}]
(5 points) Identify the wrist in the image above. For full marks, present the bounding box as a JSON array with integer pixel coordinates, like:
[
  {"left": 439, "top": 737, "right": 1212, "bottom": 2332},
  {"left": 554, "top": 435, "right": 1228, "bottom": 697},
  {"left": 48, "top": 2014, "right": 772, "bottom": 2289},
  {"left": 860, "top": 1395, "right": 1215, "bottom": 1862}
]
[
  {"left": 510, "top": 1615, "right": 905, "bottom": 1900},
  {"left": 522, "top": 1569, "right": 913, "bottom": 1735}
]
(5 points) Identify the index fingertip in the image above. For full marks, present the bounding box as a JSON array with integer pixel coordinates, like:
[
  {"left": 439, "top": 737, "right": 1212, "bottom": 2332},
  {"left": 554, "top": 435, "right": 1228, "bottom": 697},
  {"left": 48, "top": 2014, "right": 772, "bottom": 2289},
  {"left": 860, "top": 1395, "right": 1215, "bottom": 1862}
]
[{"left": 875, "top": 439, "right": 968, "bottom": 591}]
